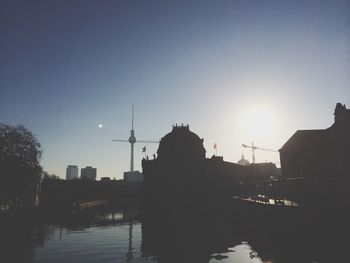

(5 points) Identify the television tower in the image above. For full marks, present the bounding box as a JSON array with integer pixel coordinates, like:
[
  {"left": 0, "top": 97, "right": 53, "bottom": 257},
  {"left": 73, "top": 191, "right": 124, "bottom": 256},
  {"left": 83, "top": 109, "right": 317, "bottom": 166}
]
[{"left": 112, "top": 105, "right": 158, "bottom": 172}]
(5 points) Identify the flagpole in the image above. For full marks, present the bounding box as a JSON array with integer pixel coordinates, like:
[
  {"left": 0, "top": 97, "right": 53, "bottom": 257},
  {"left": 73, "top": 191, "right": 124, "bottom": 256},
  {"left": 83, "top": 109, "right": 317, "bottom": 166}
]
[{"left": 142, "top": 146, "right": 147, "bottom": 158}]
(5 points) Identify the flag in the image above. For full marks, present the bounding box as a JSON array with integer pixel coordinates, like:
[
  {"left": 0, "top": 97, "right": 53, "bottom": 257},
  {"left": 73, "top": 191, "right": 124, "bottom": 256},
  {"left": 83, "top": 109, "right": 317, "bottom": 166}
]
[
  {"left": 213, "top": 143, "right": 217, "bottom": 149},
  {"left": 142, "top": 146, "right": 146, "bottom": 152}
]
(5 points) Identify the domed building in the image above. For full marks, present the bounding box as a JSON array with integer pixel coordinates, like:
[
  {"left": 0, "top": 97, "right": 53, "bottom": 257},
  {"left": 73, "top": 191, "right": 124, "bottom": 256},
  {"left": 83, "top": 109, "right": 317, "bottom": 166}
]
[
  {"left": 157, "top": 124, "right": 205, "bottom": 163},
  {"left": 237, "top": 154, "right": 250, "bottom": 166},
  {"left": 142, "top": 124, "right": 279, "bottom": 210}
]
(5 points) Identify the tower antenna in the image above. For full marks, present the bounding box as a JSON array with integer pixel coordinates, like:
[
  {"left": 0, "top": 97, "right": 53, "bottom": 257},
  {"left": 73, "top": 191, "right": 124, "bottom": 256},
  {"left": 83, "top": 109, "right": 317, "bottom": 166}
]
[{"left": 132, "top": 104, "right": 134, "bottom": 130}]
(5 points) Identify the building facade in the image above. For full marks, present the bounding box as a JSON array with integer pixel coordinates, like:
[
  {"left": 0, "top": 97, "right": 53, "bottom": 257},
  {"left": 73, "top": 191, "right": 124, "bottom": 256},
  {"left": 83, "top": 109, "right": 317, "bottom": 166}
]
[
  {"left": 142, "top": 124, "right": 279, "bottom": 209},
  {"left": 81, "top": 166, "right": 97, "bottom": 180},
  {"left": 279, "top": 103, "right": 350, "bottom": 204},
  {"left": 66, "top": 165, "right": 78, "bottom": 180}
]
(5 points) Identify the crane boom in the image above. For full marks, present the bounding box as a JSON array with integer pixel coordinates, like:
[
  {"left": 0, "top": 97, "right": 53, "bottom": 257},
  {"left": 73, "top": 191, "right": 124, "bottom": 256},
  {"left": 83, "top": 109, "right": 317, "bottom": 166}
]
[
  {"left": 242, "top": 144, "right": 277, "bottom": 152},
  {"left": 242, "top": 142, "right": 277, "bottom": 163}
]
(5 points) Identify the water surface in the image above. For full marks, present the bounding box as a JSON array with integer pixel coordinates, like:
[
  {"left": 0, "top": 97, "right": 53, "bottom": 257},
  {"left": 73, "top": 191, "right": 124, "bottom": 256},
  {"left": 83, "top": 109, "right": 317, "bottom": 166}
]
[{"left": 1, "top": 206, "right": 348, "bottom": 262}]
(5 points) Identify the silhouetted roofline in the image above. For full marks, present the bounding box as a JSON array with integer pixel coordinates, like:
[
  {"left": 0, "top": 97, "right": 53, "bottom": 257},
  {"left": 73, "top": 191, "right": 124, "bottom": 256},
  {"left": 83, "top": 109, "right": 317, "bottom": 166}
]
[
  {"left": 157, "top": 124, "right": 206, "bottom": 162},
  {"left": 280, "top": 103, "right": 350, "bottom": 151},
  {"left": 279, "top": 129, "right": 326, "bottom": 151}
]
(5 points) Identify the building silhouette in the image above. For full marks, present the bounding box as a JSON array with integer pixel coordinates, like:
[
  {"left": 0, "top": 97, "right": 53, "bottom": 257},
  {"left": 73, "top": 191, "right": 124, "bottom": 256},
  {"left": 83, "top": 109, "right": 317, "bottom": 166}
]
[
  {"left": 142, "top": 124, "right": 279, "bottom": 210},
  {"left": 81, "top": 166, "right": 97, "bottom": 180},
  {"left": 66, "top": 165, "right": 78, "bottom": 180},
  {"left": 124, "top": 171, "right": 143, "bottom": 183},
  {"left": 279, "top": 103, "right": 350, "bottom": 204}
]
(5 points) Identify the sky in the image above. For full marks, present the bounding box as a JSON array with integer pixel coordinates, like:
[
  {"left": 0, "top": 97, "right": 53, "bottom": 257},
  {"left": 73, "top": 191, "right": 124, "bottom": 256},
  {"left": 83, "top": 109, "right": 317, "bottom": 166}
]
[{"left": 1, "top": 0, "right": 350, "bottom": 179}]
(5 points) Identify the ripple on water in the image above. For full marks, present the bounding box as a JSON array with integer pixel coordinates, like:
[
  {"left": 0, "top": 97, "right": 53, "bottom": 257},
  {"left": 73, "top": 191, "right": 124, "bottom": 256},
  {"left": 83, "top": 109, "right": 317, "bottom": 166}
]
[
  {"left": 34, "top": 222, "right": 264, "bottom": 263},
  {"left": 35, "top": 222, "right": 144, "bottom": 263}
]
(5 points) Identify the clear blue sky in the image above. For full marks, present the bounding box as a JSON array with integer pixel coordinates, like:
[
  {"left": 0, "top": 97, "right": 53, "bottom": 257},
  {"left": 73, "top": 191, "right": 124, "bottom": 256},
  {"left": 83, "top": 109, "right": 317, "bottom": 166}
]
[{"left": 1, "top": 0, "right": 349, "bottom": 179}]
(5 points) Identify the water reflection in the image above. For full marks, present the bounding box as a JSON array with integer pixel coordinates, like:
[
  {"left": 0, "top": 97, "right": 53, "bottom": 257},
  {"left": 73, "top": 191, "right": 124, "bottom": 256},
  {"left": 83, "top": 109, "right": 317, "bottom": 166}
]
[
  {"left": 1, "top": 206, "right": 350, "bottom": 262},
  {"left": 209, "top": 242, "right": 263, "bottom": 263},
  {"left": 141, "top": 209, "right": 240, "bottom": 262}
]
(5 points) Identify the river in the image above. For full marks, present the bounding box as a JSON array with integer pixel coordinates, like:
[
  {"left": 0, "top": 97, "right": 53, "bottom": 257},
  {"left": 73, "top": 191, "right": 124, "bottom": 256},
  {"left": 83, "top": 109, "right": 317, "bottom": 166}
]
[{"left": 0, "top": 205, "right": 348, "bottom": 262}]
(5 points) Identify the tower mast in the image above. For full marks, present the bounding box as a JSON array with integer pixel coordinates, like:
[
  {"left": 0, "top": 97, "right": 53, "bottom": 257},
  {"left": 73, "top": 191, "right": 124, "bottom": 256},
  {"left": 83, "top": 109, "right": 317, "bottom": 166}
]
[{"left": 129, "top": 105, "right": 136, "bottom": 172}]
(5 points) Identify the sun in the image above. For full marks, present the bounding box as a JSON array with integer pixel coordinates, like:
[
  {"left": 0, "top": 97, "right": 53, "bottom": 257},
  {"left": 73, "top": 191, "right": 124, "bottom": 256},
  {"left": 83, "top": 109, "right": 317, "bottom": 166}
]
[
  {"left": 239, "top": 105, "right": 276, "bottom": 140},
  {"left": 98, "top": 124, "right": 103, "bottom": 128}
]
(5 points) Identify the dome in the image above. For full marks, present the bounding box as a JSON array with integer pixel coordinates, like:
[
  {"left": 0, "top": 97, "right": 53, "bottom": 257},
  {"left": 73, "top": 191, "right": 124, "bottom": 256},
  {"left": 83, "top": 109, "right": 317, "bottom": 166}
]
[
  {"left": 157, "top": 124, "right": 206, "bottom": 163},
  {"left": 237, "top": 154, "right": 250, "bottom": 166}
]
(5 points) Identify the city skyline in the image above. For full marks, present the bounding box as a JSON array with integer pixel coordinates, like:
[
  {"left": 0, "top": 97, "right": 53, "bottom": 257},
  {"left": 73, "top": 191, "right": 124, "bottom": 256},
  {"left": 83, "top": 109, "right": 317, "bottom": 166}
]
[{"left": 1, "top": 1, "right": 349, "bottom": 179}]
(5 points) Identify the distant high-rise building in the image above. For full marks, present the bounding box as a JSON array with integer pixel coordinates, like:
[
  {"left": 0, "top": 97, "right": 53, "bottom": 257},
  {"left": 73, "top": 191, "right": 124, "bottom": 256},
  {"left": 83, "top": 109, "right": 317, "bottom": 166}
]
[
  {"left": 66, "top": 165, "right": 78, "bottom": 180},
  {"left": 81, "top": 166, "right": 97, "bottom": 180}
]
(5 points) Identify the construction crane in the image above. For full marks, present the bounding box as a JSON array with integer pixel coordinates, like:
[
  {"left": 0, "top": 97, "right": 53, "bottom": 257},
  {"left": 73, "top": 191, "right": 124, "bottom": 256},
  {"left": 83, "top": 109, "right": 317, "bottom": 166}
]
[
  {"left": 242, "top": 141, "right": 277, "bottom": 163},
  {"left": 112, "top": 105, "right": 158, "bottom": 172}
]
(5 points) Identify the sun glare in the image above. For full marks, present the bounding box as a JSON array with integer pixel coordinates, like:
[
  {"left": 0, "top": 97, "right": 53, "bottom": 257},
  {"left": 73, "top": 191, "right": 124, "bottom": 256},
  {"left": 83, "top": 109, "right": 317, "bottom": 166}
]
[{"left": 239, "top": 105, "right": 277, "bottom": 140}]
